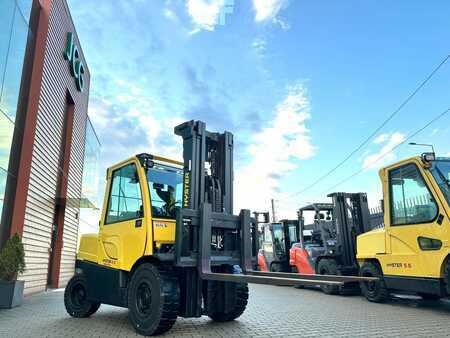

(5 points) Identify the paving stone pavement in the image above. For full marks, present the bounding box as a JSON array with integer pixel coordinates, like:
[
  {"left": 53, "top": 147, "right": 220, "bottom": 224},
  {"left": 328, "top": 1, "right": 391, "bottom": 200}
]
[{"left": 1, "top": 284, "right": 450, "bottom": 337}]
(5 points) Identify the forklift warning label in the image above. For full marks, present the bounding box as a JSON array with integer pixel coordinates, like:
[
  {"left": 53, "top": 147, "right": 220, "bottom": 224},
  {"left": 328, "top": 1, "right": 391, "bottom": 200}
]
[{"left": 387, "top": 262, "right": 412, "bottom": 268}]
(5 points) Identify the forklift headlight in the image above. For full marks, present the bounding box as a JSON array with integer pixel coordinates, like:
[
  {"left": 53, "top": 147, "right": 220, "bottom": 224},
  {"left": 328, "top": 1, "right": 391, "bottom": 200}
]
[
  {"left": 326, "top": 239, "right": 336, "bottom": 247},
  {"left": 418, "top": 237, "right": 442, "bottom": 251}
]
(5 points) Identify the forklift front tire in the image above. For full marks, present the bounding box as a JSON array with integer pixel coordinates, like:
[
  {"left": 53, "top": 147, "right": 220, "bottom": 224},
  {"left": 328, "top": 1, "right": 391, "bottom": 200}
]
[
  {"left": 64, "top": 274, "right": 100, "bottom": 318},
  {"left": 445, "top": 259, "right": 450, "bottom": 296},
  {"left": 317, "top": 259, "right": 340, "bottom": 295},
  {"left": 127, "top": 263, "right": 179, "bottom": 336},
  {"left": 270, "top": 263, "right": 282, "bottom": 272},
  {"left": 205, "top": 281, "right": 249, "bottom": 322},
  {"left": 359, "top": 261, "right": 389, "bottom": 303}
]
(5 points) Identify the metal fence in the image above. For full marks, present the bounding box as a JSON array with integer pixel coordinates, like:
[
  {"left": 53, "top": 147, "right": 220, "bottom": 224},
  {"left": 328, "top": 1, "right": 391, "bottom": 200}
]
[
  {"left": 367, "top": 193, "right": 433, "bottom": 229},
  {"left": 369, "top": 207, "right": 384, "bottom": 229}
]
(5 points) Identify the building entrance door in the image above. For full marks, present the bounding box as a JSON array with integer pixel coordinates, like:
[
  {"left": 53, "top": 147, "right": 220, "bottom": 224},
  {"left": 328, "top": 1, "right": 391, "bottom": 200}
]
[{"left": 47, "top": 94, "right": 75, "bottom": 288}]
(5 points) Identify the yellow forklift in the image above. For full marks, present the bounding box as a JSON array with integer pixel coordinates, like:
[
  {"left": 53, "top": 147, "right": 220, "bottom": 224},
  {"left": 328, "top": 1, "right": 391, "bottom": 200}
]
[
  {"left": 64, "top": 120, "right": 372, "bottom": 336},
  {"left": 357, "top": 152, "right": 450, "bottom": 302}
]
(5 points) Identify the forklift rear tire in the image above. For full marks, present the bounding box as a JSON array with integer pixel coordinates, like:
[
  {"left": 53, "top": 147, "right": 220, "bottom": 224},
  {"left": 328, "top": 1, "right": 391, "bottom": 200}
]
[
  {"left": 127, "top": 263, "right": 179, "bottom": 336},
  {"left": 359, "top": 261, "right": 389, "bottom": 303},
  {"left": 64, "top": 274, "right": 100, "bottom": 318},
  {"left": 205, "top": 281, "right": 249, "bottom": 322},
  {"left": 317, "top": 259, "right": 340, "bottom": 295}
]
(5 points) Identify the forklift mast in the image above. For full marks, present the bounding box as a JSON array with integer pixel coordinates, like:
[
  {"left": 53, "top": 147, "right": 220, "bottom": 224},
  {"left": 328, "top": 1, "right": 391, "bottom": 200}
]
[
  {"left": 327, "top": 192, "right": 370, "bottom": 268},
  {"left": 173, "top": 121, "right": 257, "bottom": 271},
  {"left": 176, "top": 120, "right": 234, "bottom": 213},
  {"left": 253, "top": 211, "right": 270, "bottom": 249},
  {"left": 253, "top": 212, "right": 270, "bottom": 226},
  {"left": 172, "top": 121, "right": 254, "bottom": 317},
  {"left": 280, "top": 219, "right": 300, "bottom": 256}
]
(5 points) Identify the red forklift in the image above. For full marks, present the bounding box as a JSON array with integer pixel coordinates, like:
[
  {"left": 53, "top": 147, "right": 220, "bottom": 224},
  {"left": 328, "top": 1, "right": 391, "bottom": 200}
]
[
  {"left": 257, "top": 217, "right": 300, "bottom": 272},
  {"left": 289, "top": 192, "right": 375, "bottom": 294}
]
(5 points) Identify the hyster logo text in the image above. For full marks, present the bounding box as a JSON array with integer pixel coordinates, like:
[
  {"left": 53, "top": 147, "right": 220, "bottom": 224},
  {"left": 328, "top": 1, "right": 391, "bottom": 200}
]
[
  {"left": 183, "top": 171, "right": 190, "bottom": 208},
  {"left": 64, "top": 32, "right": 85, "bottom": 92}
]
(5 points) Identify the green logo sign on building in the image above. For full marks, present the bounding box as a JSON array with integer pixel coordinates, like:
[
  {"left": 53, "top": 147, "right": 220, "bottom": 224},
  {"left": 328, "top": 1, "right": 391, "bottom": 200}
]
[{"left": 64, "top": 32, "right": 85, "bottom": 92}]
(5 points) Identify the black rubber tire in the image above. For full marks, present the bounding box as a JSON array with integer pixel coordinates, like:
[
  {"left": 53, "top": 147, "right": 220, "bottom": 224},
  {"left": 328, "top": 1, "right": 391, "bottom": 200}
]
[
  {"left": 445, "top": 259, "right": 450, "bottom": 296},
  {"left": 291, "top": 266, "right": 304, "bottom": 288},
  {"left": 359, "top": 261, "right": 389, "bottom": 303},
  {"left": 204, "top": 280, "right": 249, "bottom": 322},
  {"left": 270, "top": 262, "right": 282, "bottom": 272},
  {"left": 419, "top": 293, "right": 441, "bottom": 301},
  {"left": 317, "top": 259, "right": 340, "bottom": 295},
  {"left": 64, "top": 274, "right": 100, "bottom": 318},
  {"left": 127, "top": 263, "right": 179, "bottom": 336}
]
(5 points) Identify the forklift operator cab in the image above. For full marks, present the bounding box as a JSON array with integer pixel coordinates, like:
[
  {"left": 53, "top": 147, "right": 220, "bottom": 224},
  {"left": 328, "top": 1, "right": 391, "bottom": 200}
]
[
  {"left": 289, "top": 203, "right": 334, "bottom": 274},
  {"left": 357, "top": 154, "right": 450, "bottom": 301},
  {"left": 258, "top": 220, "right": 300, "bottom": 272},
  {"left": 78, "top": 154, "right": 184, "bottom": 272}
]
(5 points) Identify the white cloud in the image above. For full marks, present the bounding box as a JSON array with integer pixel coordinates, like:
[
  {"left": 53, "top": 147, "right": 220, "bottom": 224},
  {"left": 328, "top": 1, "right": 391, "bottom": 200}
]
[
  {"left": 252, "top": 37, "right": 266, "bottom": 58},
  {"left": 362, "top": 132, "right": 406, "bottom": 169},
  {"left": 89, "top": 81, "right": 184, "bottom": 165},
  {"left": 430, "top": 128, "right": 439, "bottom": 136},
  {"left": 253, "top": 0, "right": 287, "bottom": 23},
  {"left": 186, "top": 0, "right": 224, "bottom": 32},
  {"left": 164, "top": 8, "right": 177, "bottom": 22},
  {"left": 234, "top": 83, "right": 315, "bottom": 214},
  {"left": 273, "top": 16, "right": 290, "bottom": 30},
  {"left": 373, "top": 133, "right": 389, "bottom": 144}
]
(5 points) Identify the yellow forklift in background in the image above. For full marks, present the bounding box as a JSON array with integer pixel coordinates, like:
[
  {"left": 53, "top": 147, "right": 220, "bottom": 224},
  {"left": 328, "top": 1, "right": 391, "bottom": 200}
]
[
  {"left": 358, "top": 152, "right": 450, "bottom": 302},
  {"left": 64, "top": 120, "right": 371, "bottom": 336}
]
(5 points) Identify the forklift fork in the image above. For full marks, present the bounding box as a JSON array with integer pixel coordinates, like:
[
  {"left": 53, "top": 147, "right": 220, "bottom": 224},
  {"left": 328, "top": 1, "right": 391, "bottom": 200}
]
[{"left": 175, "top": 202, "right": 376, "bottom": 288}]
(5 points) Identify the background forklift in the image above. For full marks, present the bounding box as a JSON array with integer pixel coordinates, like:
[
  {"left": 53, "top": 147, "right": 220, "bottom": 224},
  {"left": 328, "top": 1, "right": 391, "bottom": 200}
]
[
  {"left": 289, "top": 202, "right": 334, "bottom": 275},
  {"left": 64, "top": 120, "right": 372, "bottom": 336},
  {"left": 257, "top": 219, "right": 300, "bottom": 272},
  {"left": 290, "top": 193, "right": 375, "bottom": 294}
]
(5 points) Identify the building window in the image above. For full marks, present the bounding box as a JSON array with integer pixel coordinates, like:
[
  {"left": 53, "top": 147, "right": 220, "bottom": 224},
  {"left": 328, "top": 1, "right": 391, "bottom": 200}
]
[
  {"left": 0, "top": 1, "right": 16, "bottom": 91},
  {"left": 389, "top": 163, "right": 438, "bottom": 226},
  {"left": 105, "top": 163, "right": 143, "bottom": 224},
  {"left": 0, "top": 111, "right": 14, "bottom": 170},
  {"left": 0, "top": 168, "right": 8, "bottom": 217},
  {"left": 78, "top": 118, "right": 101, "bottom": 234},
  {"left": 0, "top": 0, "right": 32, "bottom": 222},
  {"left": 0, "top": 112, "right": 14, "bottom": 218},
  {"left": 0, "top": 0, "right": 31, "bottom": 122}
]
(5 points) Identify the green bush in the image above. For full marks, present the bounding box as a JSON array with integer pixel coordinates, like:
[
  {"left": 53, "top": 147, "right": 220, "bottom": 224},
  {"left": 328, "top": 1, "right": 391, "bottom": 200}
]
[{"left": 0, "top": 234, "right": 26, "bottom": 281}]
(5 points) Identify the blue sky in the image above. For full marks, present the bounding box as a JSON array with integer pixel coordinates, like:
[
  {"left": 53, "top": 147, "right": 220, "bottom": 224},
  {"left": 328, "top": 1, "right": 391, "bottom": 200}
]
[{"left": 68, "top": 0, "right": 450, "bottom": 220}]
